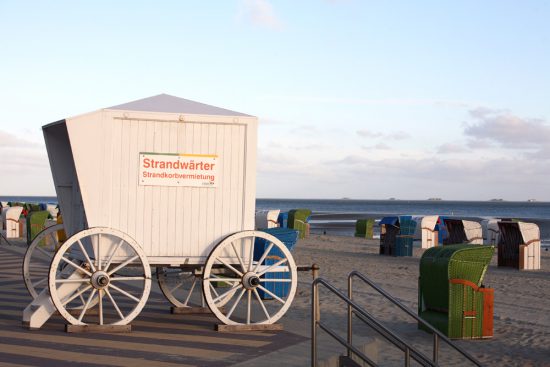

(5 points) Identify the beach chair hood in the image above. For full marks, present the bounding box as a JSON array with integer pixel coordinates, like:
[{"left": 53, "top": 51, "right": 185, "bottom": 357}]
[{"left": 421, "top": 215, "right": 438, "bottom": 231}]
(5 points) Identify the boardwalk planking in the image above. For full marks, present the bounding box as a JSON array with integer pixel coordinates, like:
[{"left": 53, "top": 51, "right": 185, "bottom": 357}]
[{"left": 0, "top": 244, "right": 306, "bottom": 366}]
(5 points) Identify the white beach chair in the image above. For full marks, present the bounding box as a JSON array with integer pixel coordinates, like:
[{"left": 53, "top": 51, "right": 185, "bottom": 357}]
[
  {"left": 46, "top": 204, "right": 58, "bottom": 219},
  {"left": 518, "top": 222, "right": 541, "bottom": 270},
  {"left": 266, "top": 209, "right": 281, "bottom": 228},
  {"left": 255, "top": 209, "right": 281, "bottom": 229},
  {"left": 462, "top": 220, "right": 483, "bottom": 245},
  {"left": 3, "top": 206, "right": 24, "bottom": 238},
  {"left": 421, "top": 215, "right": 439, "bottom": 249}
]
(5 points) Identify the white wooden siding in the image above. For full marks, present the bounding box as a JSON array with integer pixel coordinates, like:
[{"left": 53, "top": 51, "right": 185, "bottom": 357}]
[{"left": 64, "top": 111, "right": 257, "bottom": 264}]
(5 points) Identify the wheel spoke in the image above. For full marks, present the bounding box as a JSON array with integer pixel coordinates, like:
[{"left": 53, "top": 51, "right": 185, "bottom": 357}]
[
  {"left": 226, "top": 288, "right": 247, "bottom": 319},
  {"left": 61, "top": 285, "right": 92, "bottom": 306},
  {"left": 96, "top": 234, "right": 102, "bottom": 270},
  {"left": 77, "top": 239, "right": 96, "bottom": 273},
  {"left": 212, "top": 283, "right": 241, "bottom": 304},
  {"left": 60, "top": 256, "right": 92, "bottom": 277},
  {"left": 231, "top": 241, "right": 247, "bottom": 274},
  {"left": 105, "top": 288, "right": 124, "bottom": 320},
  {"left": 215, "top": 257, "right": 243, "bottom": 277},
  {"left": 208, "top": 283, "right": 220, "bottom": 297},
  {"left": 107, "top": 255, "right": 140, "bottom": 276},
  {"left": 209, "top": 281, "right": 221, "bottom": 298},
  {"left": 257, "top": 285, "right": 286, "bottom": 304},
  {"left": 104, "top": 239, "right": 124, "bottom": 273},
  {"left": 35, "top": 246, "right": 53, "bottom": 260},
  {"left": 248, "top": 236, "right": 255, "bottom": 271},
  {"left": 98, "top": 289, "right": 103, "bottom": 325},
  {"left": 78, "top": 292, "right": 86, "bottom": 305},
  {"left": 48, "top": 232, "right": 59, "bottom": 249},
  {"left": 253, "top": 242, "right": 274, "bottom": 273},
  {"left": 246, "top": 290, "right": 251, "bottom": 324},
  {"left": 110, "top": 276, "right": 146, "bottom": 281},
  {"left": 109, "top": 283, "right": 141, "bottom": 303},
  {"left": 78, "top": 288, "right": 97, "bottom": 322},
  {"left": 183, "top": 277, "right": 198, "bottom": 306},
  {"left": 55, "top": 278, "right": 91, "bottom": 284},
  {"left": 253, "top": 288, "right": 270, "bottom": 320},
  {"left": 31, "top": 277, "right": 47, "bottom": 289},
  {"left": 259, "top": 278, "right": 292, "bottom": 282},
  {"left": 169, "top": 281, "right": 185, "bottom": 294},
  {"left": 257, "top": 258, "right": 288, "bottom": 277},
  {"left": 204, "top": 276, "right": 241, "bottom": 282}
]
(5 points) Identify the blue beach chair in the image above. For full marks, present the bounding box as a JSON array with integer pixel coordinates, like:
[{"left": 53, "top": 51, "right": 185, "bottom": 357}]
[{"left": 254, "top": 228, "right": 299, "bottom": 299}]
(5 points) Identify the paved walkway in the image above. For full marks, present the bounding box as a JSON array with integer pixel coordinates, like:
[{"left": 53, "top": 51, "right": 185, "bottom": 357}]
[{"left": 0, "top": 243, "right": 311, "bottom": 366}]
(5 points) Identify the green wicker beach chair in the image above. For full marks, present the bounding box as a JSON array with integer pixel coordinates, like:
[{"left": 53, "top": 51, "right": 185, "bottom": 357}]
[
  {"left": 26, "top": 210, "right": 50, "bottom": 245},
  {"left": 288, "top": 209, "right": 311, "bottom": 239},
  {"left": 418, "top": 244, "right": 495, "bottom": 339},
  {"left": 355, "top": 219, "right": 374, "bottom": 239}
]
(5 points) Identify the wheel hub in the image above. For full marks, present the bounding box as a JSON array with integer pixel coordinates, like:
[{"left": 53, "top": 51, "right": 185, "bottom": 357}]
[
  {"left": 242, "top": 272, "right": 261, "bottom": 290},
  {"left": 91, "top": 271, "right": 110, "bottom": 289}
]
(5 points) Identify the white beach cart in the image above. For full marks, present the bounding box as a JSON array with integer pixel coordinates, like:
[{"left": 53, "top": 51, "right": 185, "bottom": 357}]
[{"left": 23, "top": 94, "right": 297, "bottom": 330}]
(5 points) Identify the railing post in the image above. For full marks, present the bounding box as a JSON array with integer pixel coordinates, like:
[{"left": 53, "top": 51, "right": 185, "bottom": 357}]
[
  {"left": 311, "top": 280, "right": 318, "bottom": 367},
  {"left": 404, "top": 348, "right": 410, "bottom": 367},
  {"left": 347, "top": 274, "right": 353, "bottom": 358},
  {"left": 312, "top": 264, "right": 320, "bottom": 322},
  {"left": 433, "top": 333, "right": 439, "bottom": 364}
]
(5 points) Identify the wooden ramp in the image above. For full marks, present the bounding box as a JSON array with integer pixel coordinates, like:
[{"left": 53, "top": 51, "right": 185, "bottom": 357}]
[{"left": 0, "top": 245, "right": 306, "bottom": 367}]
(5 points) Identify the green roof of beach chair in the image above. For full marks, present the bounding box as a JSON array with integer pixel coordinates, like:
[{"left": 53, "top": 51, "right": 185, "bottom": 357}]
[
  {"left": 288, "top": 209, "right": 311, "bottom": 239},
  {"left": 288, "top": 209, "right": 311, "bottom": 224},
  {"left": 419, "top": 244, "right": 495, "bottom": 339},
  {"left": 355, "top": 219, "right": 374, "bottom": 239},
  {"left": 26, "top": 210, "right": 50, "bottom": 245}
]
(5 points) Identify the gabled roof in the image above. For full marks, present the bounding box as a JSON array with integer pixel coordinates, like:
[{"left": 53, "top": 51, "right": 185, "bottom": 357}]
[{"left": 107, "top": 94, "right": 252, "bottom": 117}]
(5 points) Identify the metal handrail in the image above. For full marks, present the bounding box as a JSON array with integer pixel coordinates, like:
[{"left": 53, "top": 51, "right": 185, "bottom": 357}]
[
  {"left": 312, "top": 278, "right": 436, "bottom": 367},
  {"left": 348, "top": 270, "right": 482, "bottom": 366}
]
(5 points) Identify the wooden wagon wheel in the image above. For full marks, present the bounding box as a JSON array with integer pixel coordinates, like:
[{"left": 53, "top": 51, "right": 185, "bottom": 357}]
[
  {"left": 24, "top": 224, "right": 99, "bottom": 310},
  {"left": 48, "top": 227, "right": 151, "bottom": 326},
  {"left": 23, "top": 224, "right": 64, "bottom": 298},
  {"left": 202, "top": 230, "right": 297, "bottom": 325},
  {"left": 157, "top": 267, "right": 203, "bottom": 308},
  {"left": 157, "top": 266, "right": 233, "bottom": 308}
]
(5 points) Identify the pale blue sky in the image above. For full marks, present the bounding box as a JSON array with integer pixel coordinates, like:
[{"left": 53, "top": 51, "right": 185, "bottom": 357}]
[{"left": 1, "top": 1, "right": 549, "bottom": 200}]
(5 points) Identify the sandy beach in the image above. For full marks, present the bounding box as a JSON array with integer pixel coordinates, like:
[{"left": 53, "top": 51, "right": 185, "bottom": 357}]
[
  {"left": 283, "top": 234, "right": 550, "bottom": 366},
  {"left": 2, "top": 234, "right": 548, "bottom": 366}
]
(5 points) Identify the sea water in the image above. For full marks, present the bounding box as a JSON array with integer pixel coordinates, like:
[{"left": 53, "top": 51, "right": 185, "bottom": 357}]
[{"left": 256, "top": 198, "right": 550, "bottom": 246}]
